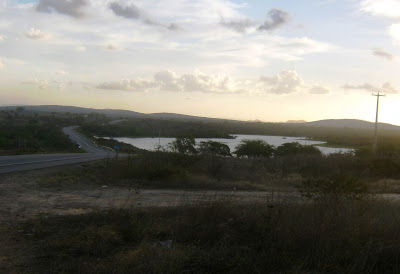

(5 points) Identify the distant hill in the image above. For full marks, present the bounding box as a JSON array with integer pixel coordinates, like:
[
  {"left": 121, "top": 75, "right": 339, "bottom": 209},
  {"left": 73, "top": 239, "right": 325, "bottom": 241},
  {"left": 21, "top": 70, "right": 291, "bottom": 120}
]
[
  {"left": 2, "top": 106, "right": 399, "bottom": 131},
  {"left": 0, "top": 105, "right": 145, "bottom": 118},
  {"left": 286, "top": 120, "right": 307, "bottom": 124},
  {"left": 293, "top": 119, "right": 400, "bottom": 131},
  {"left": 0, "top": 105, "right": 225, "bottom": 121}
]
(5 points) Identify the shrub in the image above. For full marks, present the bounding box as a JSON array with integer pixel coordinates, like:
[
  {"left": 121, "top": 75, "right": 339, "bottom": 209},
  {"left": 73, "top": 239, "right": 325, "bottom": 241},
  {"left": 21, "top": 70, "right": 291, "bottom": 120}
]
[
  {"left": 169, "top": 136, "right": 197, "bottom": 154},
  {"left": 234, "top": 139, "right": 274, "bottom": 158},
  {"left": 275, "top": 142, "right": 321, "bottom": 157},
  {"left": 298, "top": 175, "right": 368, "bottom": 201},
  {"left": 198, "top": 140, "right": 231, "bottom": 156}
]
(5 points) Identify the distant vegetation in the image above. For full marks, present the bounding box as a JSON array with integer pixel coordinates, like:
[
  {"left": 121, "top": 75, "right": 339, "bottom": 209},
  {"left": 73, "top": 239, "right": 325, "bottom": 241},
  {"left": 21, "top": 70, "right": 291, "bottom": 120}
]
[
  {"left": 0, "top": 107, "right": 113, "bottom": 155},
  {"left": 3, "top": 105, "right": 400, "bottom": 155},
  {"left": 80, "top": 116, "right": 400, "bottom": 155},
  {"left": 81, "top": 118, "right": 233, "bottom": 139},
  {"left": 0, "top": 108, "right": 81, "bottom": 155}
]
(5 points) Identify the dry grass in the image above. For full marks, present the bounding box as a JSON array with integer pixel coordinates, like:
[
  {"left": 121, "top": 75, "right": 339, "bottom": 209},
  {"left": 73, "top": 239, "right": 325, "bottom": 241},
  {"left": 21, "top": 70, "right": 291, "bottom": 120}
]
[{"left": 9, "top": 196, "right": 400, "bottom": 273}]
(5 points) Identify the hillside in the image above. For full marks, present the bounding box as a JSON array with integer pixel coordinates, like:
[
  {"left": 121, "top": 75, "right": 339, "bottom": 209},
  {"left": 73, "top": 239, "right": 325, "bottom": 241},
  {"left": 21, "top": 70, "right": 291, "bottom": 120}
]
[{"left": 292, "top": 119, "right": 400, "bottom": 131}]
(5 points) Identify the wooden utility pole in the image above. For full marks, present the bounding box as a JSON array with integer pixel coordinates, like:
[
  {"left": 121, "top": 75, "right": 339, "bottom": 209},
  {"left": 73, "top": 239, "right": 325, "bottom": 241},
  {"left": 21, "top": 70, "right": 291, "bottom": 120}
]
[{"left": 372, "top": 91, "right": 385, "bottom": 153}]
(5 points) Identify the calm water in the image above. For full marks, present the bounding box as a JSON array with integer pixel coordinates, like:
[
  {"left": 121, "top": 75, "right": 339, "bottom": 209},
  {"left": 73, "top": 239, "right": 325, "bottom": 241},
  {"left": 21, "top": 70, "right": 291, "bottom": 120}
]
[{"left": 111, "top": 134, "right": 354, "bottom": 155}]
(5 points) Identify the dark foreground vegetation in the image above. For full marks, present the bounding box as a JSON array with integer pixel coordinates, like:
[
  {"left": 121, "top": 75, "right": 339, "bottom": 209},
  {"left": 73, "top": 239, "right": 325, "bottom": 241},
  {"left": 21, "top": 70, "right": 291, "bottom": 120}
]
[
  {"left": 15, "top": 197, "right": 400, "bottom": 273},
  {"left": 4, "top": 140, "right": 400, "bottom": 272},
  {"left": 38, "top": 148, "right": 400, "bottom": 194}
]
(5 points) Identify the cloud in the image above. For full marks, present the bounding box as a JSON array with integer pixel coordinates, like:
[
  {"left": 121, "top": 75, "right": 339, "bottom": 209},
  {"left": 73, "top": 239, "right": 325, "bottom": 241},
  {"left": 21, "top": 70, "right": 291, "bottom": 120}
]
[
  {"left": 75, "top": 45, "right": 86, "bottom": 51},
  {"left": 220, "top": 18, "right": 256, "bottom": 33},
  {"left": 21, "top": 78, "right": 49, "bottom": 89},
  {"left": 372, "top": 48, "right": 394, "bottom": 60},
  {"left": 258, "top": 9, "right": 291, "bottom": 32},
  {"left": 0, "top": 35, "right": 4, "bottom": 41},
  {"left": 361, "top": 1, "right": 400, "bottom": 43},
  {"left": 108, "top": 1, "right": 179, "bottom": 30},
  {"left": 25, "top": 28, "right": 50, "bottom": 40},
  {"left": 309, "top": 85, "right": 330, "bottom": 95},
  {"left": 154, "top": 70, "right": 238, "bottom": 93},
  {"left": 97, "top": 78, "right": 157, "bottom": 91},
  {"left": 56, "top": 70, "right": 67, "bottom": 75},
  {"left": 154, "top": 70, "right": 181, "bottom": 91},
  {"left": 360, "top": 0, "right": 400, "bottom": 18},
  {"left": 109, "top": 1, "right": 141, "bottom": 20},
  {"left": 105, "top": 44, "right": 122, "bottom": 50},
  {"left": 167, "top": 23, "right": 181, "bottom": 31},
  {"left": 97, "top": 71, "right": 240, "bottom": 93},
  {"left": 36, "top": 0, "right": 87, "bottom": 19},
  {"left": 390, "top": 24, "right": 400, "bottom": 43},
  {"left": 180, "top": 73, "right": 235, "bottom": 93},
  {"left": 259, "top": 70, "right": 303, "bottom": 94},
  {"left": 0, "top": 58, "right": 3, "bottom": 70},
  {"left": 342, "top": 82, "right": 399, "bottom": 94}
]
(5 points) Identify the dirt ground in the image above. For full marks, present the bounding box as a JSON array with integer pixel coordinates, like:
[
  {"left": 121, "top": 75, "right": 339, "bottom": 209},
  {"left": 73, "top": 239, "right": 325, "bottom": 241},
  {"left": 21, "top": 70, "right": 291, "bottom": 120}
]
[
  {"left": 0, "top": 162, "right": 303, "bottom": 271},
  {"left": 0, "top": 164, "right": 300, "bottom": 222},
  {"left": 2, "top": 162, "right": 400, "bottom": 271}
]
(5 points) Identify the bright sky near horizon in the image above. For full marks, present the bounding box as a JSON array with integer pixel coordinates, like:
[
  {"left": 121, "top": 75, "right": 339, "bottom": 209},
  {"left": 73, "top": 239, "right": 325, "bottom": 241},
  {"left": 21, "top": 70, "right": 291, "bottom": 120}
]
[{"left": 0, "top": 0, "right": 400, "bottom": 123}]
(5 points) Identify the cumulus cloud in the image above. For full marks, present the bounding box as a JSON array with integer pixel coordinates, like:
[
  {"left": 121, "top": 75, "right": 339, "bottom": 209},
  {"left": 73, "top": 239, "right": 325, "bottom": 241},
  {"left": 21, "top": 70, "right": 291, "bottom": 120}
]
[
  {"left": 309, "top": 85, "right": 330, "bottom": 95},
  {"left": 361, "top": 1, "right": 400, "bottom": 43},
  {"left": 0, "top": 35, "right": 4, "bottom": 42},
  {"left": 109, "top": 1, "right": 141, "bottom": 20},
  {"left": 259, "top": 70, "right": 303, "bottom": 94},
  {"left": 390, "top": 24, "right": 400, "bottom": 43},
  {"left": 372, "top": 48, "right": 394, "bottom": 60},
  {"left": 0, "top": 58, "right": 3, "bottom": 70},
  {"left": 97, "top": 71, "right": 240, "bottom": 93},
  {"left": 108, "top": 1, "right": 179, "bottom": 30},
  {"left": 25, "top": 28, "right": 50, "bottom": 40},
  {"left": 154, "top": 70, "right": 238, "bottom": 93},
  {"left": 36, "top": 0, "right": 87, "bottom": 19},
  {"left": 258, "top": 9, "right": 291, "bottom": 32},
  {"left": 97, "top": 78, "right": 157, "bottom": 91},
  {"left": 154, "top": 70, "right": 181, "bottom": 91},
  {"left": 361, "top": 0, "right": 400, "bottom": 18},
  {"left": 343, "top": 82, "right": 399, "bottom": 94},
  {"left": 220, "top": 18, "right": 256, "bottom": 33}
]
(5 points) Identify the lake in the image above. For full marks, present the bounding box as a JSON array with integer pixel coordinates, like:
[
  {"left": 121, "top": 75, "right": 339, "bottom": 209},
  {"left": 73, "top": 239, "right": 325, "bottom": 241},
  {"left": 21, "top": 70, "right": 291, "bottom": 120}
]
[{"left": 111, "top": 134, "right": 354, "bottom": 155}]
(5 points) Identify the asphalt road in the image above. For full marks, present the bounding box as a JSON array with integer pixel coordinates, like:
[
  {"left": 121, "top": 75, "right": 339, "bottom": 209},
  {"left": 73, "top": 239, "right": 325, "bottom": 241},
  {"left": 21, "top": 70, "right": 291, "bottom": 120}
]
[{"left": 0, "top": 126, "right": 114, "bottom": 174}]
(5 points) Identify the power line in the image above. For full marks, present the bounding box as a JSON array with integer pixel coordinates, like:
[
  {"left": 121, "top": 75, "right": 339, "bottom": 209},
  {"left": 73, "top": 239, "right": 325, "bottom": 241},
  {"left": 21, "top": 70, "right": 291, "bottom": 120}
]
[{"left": 372, "top": 91, "right": 385, "bottom": 154}]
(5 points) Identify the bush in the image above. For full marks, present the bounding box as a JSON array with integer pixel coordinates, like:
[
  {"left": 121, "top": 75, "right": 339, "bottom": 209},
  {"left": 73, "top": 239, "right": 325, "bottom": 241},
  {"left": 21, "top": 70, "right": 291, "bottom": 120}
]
[
  {"left": 298, "top": 175, "right": 368, "bottom": 201},
  {"left": 234, "top": 139, "right": 274, "bottom": 158},
  {"left": 169, "top": 136, "right": 197, "bottom": 154},
  {"left": 198, "top": 140, "right": 231, "bottom": 156},
  {"left": 275, "top": 142, "right": 321, "bottom": 157}
]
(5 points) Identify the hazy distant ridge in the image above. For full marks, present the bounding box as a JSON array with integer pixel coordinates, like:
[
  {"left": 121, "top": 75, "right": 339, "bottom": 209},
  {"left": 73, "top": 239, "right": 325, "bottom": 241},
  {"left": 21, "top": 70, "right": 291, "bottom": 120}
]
[
  {"left": 1, "top": 105, "right": 399, "bottom": 130},
  {"left": 293, "top": 119, "right": 400, "bottom": 131}
]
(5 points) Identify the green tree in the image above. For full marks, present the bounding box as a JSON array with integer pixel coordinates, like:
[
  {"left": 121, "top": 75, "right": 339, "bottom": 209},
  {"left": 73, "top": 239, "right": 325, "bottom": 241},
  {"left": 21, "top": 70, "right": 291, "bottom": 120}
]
[
  {"left": 234, "top": 139, "right": 274, "bottom": 158},
  {"left": 170, "top": 136, "right": 197, "bottom": 154},
  {"left": 275, "top": 142, "right": 321, "bottom": 157},
  {"left": 198, "top": 141, "right": 231, "bottom": 156}
]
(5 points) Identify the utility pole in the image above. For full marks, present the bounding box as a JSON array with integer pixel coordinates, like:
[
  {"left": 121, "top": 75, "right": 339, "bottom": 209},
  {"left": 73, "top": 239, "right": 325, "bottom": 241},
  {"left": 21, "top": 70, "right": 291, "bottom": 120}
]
[{"left": 372, "top": 91, "right": 386, "bottom": 154}]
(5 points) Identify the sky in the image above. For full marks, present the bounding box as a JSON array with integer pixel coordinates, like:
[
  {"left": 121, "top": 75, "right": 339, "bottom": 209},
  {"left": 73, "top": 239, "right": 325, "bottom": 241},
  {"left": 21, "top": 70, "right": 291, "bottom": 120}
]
[{"left": 0, "top": 0, "right": 400, "bottom": 124}]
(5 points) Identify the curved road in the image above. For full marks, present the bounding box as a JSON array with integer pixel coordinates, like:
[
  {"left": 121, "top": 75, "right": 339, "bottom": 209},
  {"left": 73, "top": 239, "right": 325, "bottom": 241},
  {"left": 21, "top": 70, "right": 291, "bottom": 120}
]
[{"left": 0, "top": 126, "right": 114, "bottom": 174}]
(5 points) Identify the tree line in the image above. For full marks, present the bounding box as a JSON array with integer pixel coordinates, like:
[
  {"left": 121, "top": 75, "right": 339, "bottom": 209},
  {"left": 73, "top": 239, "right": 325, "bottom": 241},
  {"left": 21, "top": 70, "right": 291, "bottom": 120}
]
[{"left": 169, "top": 137, "right": 322, "bottom": 158}]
